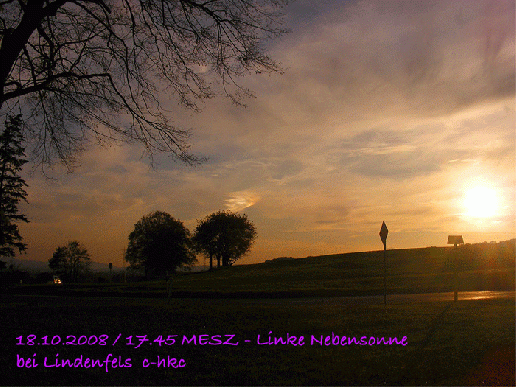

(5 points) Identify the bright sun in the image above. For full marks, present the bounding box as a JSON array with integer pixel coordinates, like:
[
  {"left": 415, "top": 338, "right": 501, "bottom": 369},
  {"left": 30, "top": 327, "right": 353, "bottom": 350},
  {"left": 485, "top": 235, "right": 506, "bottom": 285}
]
[{"left": 463, "top": 186, "right": 499, "bottom": 218}]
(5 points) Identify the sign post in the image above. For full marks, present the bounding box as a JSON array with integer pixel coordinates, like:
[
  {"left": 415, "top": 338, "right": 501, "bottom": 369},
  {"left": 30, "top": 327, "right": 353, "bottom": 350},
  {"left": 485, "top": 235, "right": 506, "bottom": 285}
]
[
  {"left": 447, "top": 235, "right": 464, "bottom": 302},
  {"left": 379, "top": 222, "right": 388, "bottom": 305}
]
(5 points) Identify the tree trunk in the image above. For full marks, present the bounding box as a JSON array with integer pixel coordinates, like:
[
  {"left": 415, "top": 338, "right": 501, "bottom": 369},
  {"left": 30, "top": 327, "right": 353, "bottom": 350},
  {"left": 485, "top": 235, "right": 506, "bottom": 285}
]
[{"left": 0, "top": 1, "right": 47, "bottom": 108}]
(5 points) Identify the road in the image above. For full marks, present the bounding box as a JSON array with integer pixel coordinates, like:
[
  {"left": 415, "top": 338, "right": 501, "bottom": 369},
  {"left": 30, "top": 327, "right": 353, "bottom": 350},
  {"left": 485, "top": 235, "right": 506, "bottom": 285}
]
[
  {"left": 244, "top": 290, "right": 515, "bottom": 305},
  {"left": 3, "top": 290, "right": 514, "bottom": 306}
]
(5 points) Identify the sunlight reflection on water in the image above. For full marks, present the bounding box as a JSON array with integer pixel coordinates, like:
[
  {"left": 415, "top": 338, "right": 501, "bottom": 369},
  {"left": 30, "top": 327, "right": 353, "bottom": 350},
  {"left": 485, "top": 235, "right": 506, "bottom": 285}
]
[
  {"left": 458, "top": 291, "right": 514, "bottom": 300},
  {"left": 250, "top": 290, "right": 515, "bottom": 305}
]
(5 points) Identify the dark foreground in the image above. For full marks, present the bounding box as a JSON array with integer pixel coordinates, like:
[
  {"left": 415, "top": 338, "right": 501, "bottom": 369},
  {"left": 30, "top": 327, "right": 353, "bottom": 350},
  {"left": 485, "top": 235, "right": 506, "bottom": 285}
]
[{"left": 1, "top": 293, "right": 514, "bottom": 386}]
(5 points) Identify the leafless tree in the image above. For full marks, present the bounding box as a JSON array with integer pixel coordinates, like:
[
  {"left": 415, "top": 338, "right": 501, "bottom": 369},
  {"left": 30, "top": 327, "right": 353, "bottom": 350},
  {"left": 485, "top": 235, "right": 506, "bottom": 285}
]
[{"left": 0, "top": 0, "right": 288, "bottom": 167}]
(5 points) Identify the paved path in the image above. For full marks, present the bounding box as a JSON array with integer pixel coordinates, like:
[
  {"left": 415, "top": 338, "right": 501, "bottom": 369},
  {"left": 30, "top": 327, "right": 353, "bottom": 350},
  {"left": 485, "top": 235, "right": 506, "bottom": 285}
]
[
  {"left": 243, "top": 290, "right": 515, "bottom": 305},
  {"left": 4, "top": 290, "right": 514, "bottom": 306}
]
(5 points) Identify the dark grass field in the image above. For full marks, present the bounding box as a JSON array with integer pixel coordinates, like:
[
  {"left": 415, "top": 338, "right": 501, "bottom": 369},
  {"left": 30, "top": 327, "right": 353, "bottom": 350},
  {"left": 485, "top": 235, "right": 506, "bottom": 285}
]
[
  {"left": 2, "top": 241, "right": 514, "bottom": 385},
  {"left": 1, "top": 294, "right": 514, "bottom": 386}
]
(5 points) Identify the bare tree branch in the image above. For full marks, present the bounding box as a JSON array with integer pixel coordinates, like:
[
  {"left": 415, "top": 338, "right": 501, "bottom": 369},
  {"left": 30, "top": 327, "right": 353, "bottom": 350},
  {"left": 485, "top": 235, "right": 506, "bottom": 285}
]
[{"left": 0, "top": 0, "right": 288, "bottom": 167}]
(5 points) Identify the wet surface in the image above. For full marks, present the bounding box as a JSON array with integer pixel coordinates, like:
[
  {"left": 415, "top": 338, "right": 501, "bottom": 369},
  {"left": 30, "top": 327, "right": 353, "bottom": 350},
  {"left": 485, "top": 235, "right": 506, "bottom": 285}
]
[
  {"left": 247, "top": 290, "right": 516, "bottom": 305},
  {"left": 4, "top": 290, "right": 515, "bottom": 306}
]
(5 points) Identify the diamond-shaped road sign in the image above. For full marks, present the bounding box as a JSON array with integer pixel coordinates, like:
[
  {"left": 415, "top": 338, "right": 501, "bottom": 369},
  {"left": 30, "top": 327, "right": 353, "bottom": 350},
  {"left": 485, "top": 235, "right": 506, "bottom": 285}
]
[{"left": 379, "top": 221, "right": 388, "bottom": 245}]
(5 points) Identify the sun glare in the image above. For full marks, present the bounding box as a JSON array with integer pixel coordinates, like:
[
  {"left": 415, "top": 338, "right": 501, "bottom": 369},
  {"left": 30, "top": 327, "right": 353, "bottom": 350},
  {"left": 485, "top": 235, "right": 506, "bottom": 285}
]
[{"left": 463, "top": 186, "right": 499, "bottom": 219}]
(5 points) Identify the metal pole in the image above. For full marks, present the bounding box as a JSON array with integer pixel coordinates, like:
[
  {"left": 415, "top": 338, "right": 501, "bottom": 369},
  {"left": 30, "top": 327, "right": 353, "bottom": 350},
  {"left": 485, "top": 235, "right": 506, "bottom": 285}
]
[
  {"left": 383, "top": 242, "right": 387, "bottom": 305},
  {"left": 454, "top": 243, "right": 458, "bottom": 302},
  {"left": 379, "top": 221, "right": 388, "bottom": 306},
  {"left": 122, "top": 248, "right": 127, "bottom": 283}
]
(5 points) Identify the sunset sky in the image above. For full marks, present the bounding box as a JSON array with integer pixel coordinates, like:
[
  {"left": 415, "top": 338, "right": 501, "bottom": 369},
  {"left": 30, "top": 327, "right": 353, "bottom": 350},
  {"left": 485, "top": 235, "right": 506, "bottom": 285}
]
[{"left": 17, "top": 0, "right": 515, "bottom": 267}]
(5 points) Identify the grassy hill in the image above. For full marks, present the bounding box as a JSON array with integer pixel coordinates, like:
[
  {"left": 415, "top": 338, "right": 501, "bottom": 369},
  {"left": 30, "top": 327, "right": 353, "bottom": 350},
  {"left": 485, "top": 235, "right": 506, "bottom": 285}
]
[
  {"left": 9, "top": 239, "right": 514, "bottom": 298},
  {"left": 165, "top": 239, "right": 514, "bottom": 296},
  {"left": 3, "top": 241, "right": 514, "bottom": 386}
]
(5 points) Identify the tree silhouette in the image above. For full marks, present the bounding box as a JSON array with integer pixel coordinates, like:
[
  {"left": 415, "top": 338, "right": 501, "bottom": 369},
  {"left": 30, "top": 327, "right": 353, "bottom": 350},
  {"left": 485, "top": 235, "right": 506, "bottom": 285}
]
[
  {"left": 0, "top": 114, "right": 29, "bottom": 259},
  {"left": 48, "top": 241, "right": 90, "bottom": 282},
  {"left": 193, "top": 210, "right": 256, "bottom": 268},
  {"left": 0, "top": 0, "right": 287, "bottom": 166},
  {"left": 125, "top": 211, "right": 195, "bottom": 278}
]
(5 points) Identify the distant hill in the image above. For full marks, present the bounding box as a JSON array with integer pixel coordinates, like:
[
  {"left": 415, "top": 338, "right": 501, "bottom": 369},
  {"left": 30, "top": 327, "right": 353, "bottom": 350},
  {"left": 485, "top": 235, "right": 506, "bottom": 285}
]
[
  {"left": 261, "top": 239, "right": 515, "bottom": 277},
  {"left": 5, "top": 258, "right": 123, "bottom": 273},
  {"left": 170, "top": 239, "right": 515, "bottom": 296},
  {"left": 5, "top": 258, "right": 208, "bottom": 274}
]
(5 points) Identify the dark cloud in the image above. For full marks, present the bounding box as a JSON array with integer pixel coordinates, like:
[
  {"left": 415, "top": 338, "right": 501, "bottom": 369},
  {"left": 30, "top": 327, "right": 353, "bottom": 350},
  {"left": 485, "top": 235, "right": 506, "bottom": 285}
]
[
  {"left": 343, "top": 129, "right": 409, "bottom": 149},
  {"left": 272, "top": 0, "right": 515, "bottom": 120},
  {"left": 270, "top": 159, "right": 305, "bottom": 180},
  {"left": 346, "top": 152, "right": 440, "bottom": 179},
  {"left": 106, "top": 164, "right": 128, "bottom": 174}
]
